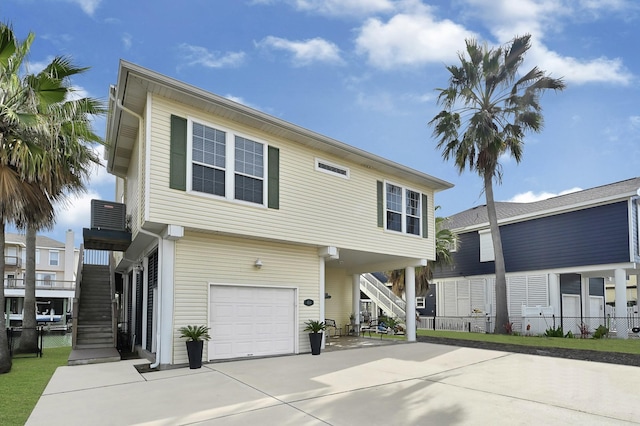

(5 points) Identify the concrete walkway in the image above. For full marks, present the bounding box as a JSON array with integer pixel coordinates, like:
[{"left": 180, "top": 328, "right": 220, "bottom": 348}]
[{"left": 28, "top": 342, "right": 640, "bottom": 425}]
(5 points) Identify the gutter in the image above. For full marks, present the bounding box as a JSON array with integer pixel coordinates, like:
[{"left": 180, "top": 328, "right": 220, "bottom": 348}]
[{"left": 108, "top": 88, "right": 163, "bottom": 369}]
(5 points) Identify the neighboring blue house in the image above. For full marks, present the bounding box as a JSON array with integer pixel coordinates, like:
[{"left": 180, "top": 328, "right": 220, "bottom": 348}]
[{"left": 432, "top": 177, "right": 640, "bottom": 338}]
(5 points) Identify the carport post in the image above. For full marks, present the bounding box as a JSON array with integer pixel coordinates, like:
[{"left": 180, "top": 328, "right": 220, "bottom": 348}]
[
  {"left": 405, "top": 266, "right": 416, "bottom": 342},
  {"left": 614, "top": 268, "right": 628, "bottom": 339},
  {"left": 352, "top": 274, "right": 360, "bottom": 330}
]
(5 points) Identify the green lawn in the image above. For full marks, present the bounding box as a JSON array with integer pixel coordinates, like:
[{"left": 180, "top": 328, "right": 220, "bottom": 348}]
[
  {"left": 0, "top": 347, "right": 71, "bottom": 426},
  {"left": 417, "top": 329, "right": 640, "bottom": 354}
]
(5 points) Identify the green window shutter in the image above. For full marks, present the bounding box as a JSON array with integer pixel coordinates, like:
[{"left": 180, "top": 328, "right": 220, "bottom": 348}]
[
  {"left": 169, "top": 115, "right": 187, "bottom": 191},
  {"left": 268, "top": 146, "right": 279, "bottom": 209},
  {"left": 377, "top": 181, "right": 383, "bottom": 228},
  {"left": 422, "top": 194, "right": 428, "bottom": 238}
]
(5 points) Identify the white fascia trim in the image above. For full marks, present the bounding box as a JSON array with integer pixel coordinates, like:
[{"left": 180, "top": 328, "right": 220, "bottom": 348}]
[
  {"left": 439, "top": 263, "right": 639, "bottom": 282},
  {"left": 454, "top": 193, "right": 637, "bottom": 234}
]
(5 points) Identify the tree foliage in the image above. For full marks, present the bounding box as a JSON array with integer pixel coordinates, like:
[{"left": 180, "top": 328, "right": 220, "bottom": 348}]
[
  {"left": 429, "top": 34, "right": 564, "bottom": 333},
  {"left": 0, "top": 22, "right": 104, "bottom": 370}
]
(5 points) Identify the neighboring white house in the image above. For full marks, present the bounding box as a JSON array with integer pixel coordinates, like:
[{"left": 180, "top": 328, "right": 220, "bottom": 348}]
[
  {"left": 3, "top": 230, "right": 78, "bottom": 328},
  {"left": 103, "top": 60, "right": 453, "bottom": 367}
]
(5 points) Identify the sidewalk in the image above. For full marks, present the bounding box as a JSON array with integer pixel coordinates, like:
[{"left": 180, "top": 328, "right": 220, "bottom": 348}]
[{"left": 28, "top": 342, "right": 640, "bottom": 425}]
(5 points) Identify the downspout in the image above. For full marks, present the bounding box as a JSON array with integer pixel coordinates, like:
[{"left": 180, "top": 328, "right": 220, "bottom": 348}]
[{"left": 108, "top": 88, "right": 165, "bottom": 367}]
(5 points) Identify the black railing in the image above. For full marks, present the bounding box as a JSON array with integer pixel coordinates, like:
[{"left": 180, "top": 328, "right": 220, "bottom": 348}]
[
  {"left": 7, "top": 327, "right": 44, "bottom": 358},
  {"left": 424, "top": 314, "right": 640, "bottom": 337}
]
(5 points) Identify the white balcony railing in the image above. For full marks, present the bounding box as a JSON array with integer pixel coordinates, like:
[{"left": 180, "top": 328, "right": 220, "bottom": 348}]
[
  {"left": 4, "top": 278, "right": 75, "bottom": 291},
  {"left": 4, "top": 256, "right": 21, "bottom": 267}
]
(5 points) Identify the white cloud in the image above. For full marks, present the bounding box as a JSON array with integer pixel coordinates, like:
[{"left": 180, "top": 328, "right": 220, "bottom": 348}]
[
  {"left": 224, "top": 95, "right": 261, "bottom": 111},
  {"left": 88, "top": 144, "right": 114, "bottom": 186},
  {"left": 461, "top": 0, "right": 634, "bottom": 85},
  {"left": 526, "top": 43, "right": 632, "bottom": 86},
  {"left": 178, "top": 44, "right": 246, "bottom": 68},
  {"left": 122, "top": 33, "right": 132, "bottom": 50},
  {"left": 292, "top": 0, "right": 395, "bottom": 17},
  {"left": 355, "top": 3, "right": 476, "bottom": 69},
  {"left": 257, "top": 36, "right": 343, "bottom": 66},
  {"left": 68, "top": 0, "right": 101, "bottom": 16},
  {"left": 54, "top": 190, "right": 101, "bottom": 230},
  {"left": 508, "top": 187, "right": 582, "bottom": 203}
]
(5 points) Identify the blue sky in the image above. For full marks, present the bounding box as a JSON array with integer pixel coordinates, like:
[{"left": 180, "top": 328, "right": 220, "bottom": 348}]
[{"left": 4, "top": 0, "right": 640, "bottom": 246}]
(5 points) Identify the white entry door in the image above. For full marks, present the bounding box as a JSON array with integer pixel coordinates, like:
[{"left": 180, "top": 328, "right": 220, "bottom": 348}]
[
  {"left": 589, "top": 296, "right": 604, "bottom": 331},
  {"left": 209, "top": 285, "right": 296, "bottom": 360},
  {"left": 562, "top": 294, "right": 581, "bottom": 335}
]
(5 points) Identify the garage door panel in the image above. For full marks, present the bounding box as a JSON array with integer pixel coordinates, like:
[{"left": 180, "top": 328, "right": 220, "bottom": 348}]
[{"left": 209, "top": 285, "right": 295, "bottom": 360}]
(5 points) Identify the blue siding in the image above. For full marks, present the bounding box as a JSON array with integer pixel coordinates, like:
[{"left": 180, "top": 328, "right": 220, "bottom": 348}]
[{"left": 434, "top": 201, "right": 630, "bottom": 278}]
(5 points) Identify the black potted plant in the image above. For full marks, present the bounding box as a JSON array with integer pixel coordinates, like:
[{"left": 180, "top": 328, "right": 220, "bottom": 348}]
[
  {"left": 304, "top": 319, "right": 325, "bottom": 355},
  {"left": 179, "top": 325, "right": 211, "bottom": 369}
]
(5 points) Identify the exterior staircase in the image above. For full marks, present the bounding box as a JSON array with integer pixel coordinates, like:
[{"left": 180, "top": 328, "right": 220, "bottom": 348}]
[
  {"left": 74, "top": 264, "right": 116, "bottom": 350},
  {"left": 360, "top": 273, "right": 406, "bottom": 319}
]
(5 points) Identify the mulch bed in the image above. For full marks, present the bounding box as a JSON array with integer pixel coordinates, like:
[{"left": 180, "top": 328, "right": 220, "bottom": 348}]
[{"left": 417, "top": 335, "right": 640, "bottom": 367}]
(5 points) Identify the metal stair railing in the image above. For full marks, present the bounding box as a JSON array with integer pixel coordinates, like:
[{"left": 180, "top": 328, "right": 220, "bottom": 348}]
[{"left": 360, "top": 273, "right": 406, "bottom": 319}]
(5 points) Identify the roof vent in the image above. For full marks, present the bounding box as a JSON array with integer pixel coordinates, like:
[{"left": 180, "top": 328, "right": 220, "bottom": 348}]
[{"left": 91, "top": 200, "right": 126, "bottom": 231}]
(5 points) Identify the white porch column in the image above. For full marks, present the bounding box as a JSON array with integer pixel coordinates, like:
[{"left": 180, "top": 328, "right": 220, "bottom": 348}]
[
  {"left": 319, "top": 256, "right": 326, "bottom": 349},
  {"left": 548, "top": 273, "right": 560, "bottom": 316},
  {"left": 636, "top": 274, "right": 640, "bottom": 315},
  {"left": 614, "top": 268, "right": 627, "bottom": 339},
  {"left": 405, "top": 266, "right": 416, "bottom": 342},
  {"left": 352, "top": 274, "right": 360, "bottom": 330},
  {"left": 158, "top": 237, "right": 175, "bottom": 365},
  {"left": 581, "top": 276, "right": 590, "bottom": 319}
]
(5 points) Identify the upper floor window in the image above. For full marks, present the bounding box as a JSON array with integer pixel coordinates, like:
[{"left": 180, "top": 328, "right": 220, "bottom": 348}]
[
  {"left": 416, "top": 297, "right": 426, "bottom": 309},
  {"left": 35, "top": 249, "right": 40, "bottom": 265},
  {"left": 49, "top": 250, "right": 59, "bottom": 266},
  {"left": 189, "top": 120, "right": 265, "bottom": 205},
  {"left": 385, "top": 183, "right": 422, "bottom": 236}
]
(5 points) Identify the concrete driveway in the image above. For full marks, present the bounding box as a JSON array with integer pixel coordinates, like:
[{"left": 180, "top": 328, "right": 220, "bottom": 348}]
[{"left": 28, "top": 342, "right": 640, "bottom": 425}]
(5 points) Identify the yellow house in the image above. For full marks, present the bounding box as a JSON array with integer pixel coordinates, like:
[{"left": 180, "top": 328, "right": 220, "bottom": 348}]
[{"left": 103, "top": 60, "right": 452, "bottom": 367}]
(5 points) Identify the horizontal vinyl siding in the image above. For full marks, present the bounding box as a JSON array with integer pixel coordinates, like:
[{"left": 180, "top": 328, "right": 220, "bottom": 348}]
[
  {"left": 435, "top": 201, "right": 630, "bottom": 278},
  {"left": 172, "top": 231, "right": 319, "bottom": 364},
  {"left": 146, "top": 96, "right": 436, "bottom": 261}
]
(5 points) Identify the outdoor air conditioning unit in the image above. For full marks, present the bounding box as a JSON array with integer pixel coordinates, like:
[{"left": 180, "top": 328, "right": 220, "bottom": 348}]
[{"left": 90, "top": 199, "right": 127, "bottom": 231}]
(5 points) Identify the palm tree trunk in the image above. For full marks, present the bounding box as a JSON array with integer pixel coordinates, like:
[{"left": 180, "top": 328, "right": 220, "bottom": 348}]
[
  {"left": 484, "top": 171, "right": 509, "bottom": 334},
  {"left": 17, "top": 225, "right": 38, "bottom": 352},
  {"left": 0, "top": 221, "right": 12, "bottom": 373}
]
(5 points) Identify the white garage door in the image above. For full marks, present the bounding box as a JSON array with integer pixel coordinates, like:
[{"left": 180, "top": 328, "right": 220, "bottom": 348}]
[{"left": 209, "top": 285, "right": 296, "bottom": 360}]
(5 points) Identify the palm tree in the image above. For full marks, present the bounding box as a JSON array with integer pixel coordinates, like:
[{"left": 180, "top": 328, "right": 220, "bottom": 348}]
[
  {"left": 15, "top": 62, "right": 103, "bottom": 354},
  {"left": 429, "top": 34, "right": 565, "bottom": 333},
  {"left": 0, "top": 23, "right": 102, "bottom": 370},
  {"left": 389, "top": 207, "right": 457, "bottom": 297}
]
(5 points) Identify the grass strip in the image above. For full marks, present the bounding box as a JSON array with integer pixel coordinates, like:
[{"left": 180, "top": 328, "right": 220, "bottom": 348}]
[
  {"left": 417, "top": 329, "right": 640, "bottom": 354},
  {"left": 0, "top": 346, "right": 71, "bottom": 426}
]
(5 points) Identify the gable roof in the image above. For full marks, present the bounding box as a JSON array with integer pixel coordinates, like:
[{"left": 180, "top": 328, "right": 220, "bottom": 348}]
[
  {"left": 5, "top": 233, "right": 65, "bottom": 248},
  {"left": 106, "top": 60, "right": 453, "bottom": 192},
  {"left": 447, "top": 177, "right": 640, "bottom": 231}
]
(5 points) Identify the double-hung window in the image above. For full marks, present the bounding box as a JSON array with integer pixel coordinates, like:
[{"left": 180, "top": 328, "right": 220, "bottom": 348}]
[
  {"left": 234, "top": 136, "right": 264, "bottom": 204},
  {"left": 385, "top": 182, "right": 422, "bottom": 236},
  {"left": 191, "top": 122, "right": 226, "bottom": 196},
  {"left": 189, "top": 120, "right": 266, "bottom": 205},
  {"left": 49, "top": 250, "right": 59, "bottom": 266}
]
